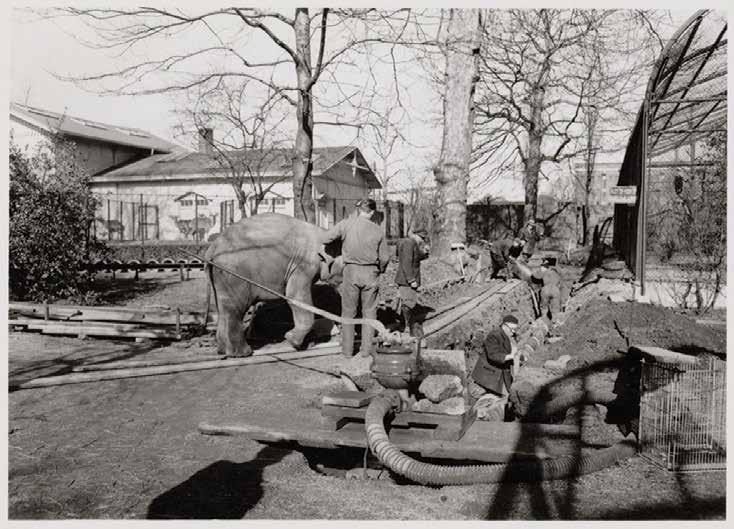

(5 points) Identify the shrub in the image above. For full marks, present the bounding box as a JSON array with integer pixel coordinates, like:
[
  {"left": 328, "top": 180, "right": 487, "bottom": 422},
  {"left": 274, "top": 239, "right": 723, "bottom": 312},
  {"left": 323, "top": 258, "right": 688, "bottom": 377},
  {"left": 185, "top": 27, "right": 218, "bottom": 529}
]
[{"left": 9, "top": 138, "right": 106, "bottom": 301}]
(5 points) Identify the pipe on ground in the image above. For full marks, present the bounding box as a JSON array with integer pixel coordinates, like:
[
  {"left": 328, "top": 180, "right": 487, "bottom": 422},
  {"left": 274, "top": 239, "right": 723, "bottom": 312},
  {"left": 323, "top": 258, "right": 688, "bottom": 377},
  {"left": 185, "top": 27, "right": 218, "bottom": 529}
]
[{"left": 364, "top": 390, "right": 635, "bottom": 486}]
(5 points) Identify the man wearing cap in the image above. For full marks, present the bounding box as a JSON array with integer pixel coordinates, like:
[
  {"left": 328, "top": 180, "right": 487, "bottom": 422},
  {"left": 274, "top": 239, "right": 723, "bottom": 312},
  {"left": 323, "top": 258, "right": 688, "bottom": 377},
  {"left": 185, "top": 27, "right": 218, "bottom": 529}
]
[
  {"left": 468, "top": 315, "right": 520, "bottom": 420},
  {"left": 321, "top": 198, "right": 390, "bottom": 357},
  {"left": 394, "top": 228, "right": 430, "bottom": 337},
  {"left": 489, "top": 237, "right": 525, "bottom": 280}
]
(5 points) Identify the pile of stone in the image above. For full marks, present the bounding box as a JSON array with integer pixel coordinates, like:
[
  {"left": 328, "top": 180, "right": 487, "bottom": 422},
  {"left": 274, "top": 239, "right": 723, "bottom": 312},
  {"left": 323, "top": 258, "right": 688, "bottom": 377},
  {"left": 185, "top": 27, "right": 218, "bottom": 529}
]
[{"left": 412, "top": 374, "right": 466, "bottom": 415}]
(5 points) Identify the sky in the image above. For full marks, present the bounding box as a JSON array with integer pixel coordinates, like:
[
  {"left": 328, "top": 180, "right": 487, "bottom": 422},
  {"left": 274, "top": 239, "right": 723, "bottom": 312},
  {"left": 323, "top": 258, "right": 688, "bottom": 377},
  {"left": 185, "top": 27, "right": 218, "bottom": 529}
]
[{"left": 9, "top": 5, "right": 701, "bottom": 202}]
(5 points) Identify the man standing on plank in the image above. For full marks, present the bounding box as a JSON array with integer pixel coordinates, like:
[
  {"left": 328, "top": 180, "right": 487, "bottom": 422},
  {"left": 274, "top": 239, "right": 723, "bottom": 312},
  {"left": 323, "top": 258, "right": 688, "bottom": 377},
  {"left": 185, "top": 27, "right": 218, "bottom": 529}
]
[{"left": 321, "top": 199, "right": 390, "bottom": 357}]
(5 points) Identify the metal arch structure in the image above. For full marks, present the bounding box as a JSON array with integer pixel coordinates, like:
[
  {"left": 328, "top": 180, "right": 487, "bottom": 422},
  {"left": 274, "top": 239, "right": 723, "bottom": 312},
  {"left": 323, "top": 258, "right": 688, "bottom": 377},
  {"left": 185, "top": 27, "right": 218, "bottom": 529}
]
[{"left": 613, "top": 10, "right": 727, "bottom": 295}]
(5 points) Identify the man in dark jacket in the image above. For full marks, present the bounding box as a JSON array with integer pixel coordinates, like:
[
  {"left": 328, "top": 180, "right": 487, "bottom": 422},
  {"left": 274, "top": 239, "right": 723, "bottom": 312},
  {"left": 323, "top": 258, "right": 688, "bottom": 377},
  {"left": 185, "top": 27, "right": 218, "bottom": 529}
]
[
  {"left": 321, "top": 199, "right": 390, "bottom": 357},
  {"left": 489, "top": 237, "right": 524, "bottom": 280},
  {"left": 468, "top": 315, "right": 520, "bottom": 421},
  {"left": 394, "top": 228, "right": 430, "bottom": 337},
  {"left": 470, "top": 314, "right": 519, "bottom": 398}
]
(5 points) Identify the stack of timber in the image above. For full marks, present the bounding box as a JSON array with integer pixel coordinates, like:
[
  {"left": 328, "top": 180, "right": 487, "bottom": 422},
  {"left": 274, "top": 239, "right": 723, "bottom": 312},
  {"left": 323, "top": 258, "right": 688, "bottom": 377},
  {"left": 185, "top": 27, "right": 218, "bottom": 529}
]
[{"left": 8, "top": 302, "right": 207, "bottom": 341}]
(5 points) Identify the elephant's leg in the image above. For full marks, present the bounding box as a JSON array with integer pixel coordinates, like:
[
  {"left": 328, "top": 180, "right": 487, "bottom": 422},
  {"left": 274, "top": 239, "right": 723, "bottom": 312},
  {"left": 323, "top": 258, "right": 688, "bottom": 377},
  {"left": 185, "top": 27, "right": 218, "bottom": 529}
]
[
  {"left": 284, "top": 274, "right": 315, "bottom": 349},
  {"left": 216, "top": 303, "right": 252, "bottom": 358}
]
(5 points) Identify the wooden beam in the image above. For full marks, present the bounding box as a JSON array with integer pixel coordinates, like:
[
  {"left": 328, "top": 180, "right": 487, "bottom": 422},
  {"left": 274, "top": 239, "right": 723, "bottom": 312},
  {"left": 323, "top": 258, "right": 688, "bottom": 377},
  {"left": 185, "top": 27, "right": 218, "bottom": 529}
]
[
  {"left": 11, "top": 348, "right": 341, "bottom": 390},
  {"left": 9, "top": 302, "right": 205, "bottom": 326}
]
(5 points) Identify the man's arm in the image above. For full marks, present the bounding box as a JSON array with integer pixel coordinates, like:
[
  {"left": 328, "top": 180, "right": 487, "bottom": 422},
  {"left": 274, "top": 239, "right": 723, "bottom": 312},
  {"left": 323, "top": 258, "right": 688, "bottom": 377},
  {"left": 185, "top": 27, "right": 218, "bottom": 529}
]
[
  {"left": 483, "top": 332, "right": 509, "bottom": 365},
  {"left": 320, "top": 219, "right": 346, "bottom": 245}
]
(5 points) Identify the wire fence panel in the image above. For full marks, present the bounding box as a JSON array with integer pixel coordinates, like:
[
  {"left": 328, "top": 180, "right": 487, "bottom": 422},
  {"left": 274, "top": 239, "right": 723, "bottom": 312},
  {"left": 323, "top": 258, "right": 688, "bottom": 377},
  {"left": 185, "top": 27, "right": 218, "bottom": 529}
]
[{"left": 639, "top": 355, "right": 726, "bottom": 471}]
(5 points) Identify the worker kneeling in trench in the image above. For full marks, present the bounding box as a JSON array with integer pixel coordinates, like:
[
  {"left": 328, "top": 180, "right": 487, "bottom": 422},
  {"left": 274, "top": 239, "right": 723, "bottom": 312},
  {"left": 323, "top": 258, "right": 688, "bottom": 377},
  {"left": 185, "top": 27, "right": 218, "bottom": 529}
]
[{"left": 467, "top": 314, "right": 520, "bottom": 422}]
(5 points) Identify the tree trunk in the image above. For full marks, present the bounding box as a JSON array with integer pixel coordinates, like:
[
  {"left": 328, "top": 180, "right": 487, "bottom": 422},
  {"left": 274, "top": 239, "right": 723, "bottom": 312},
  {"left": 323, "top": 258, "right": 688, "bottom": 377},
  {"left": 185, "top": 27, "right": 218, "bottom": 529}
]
[
  {"left": 292, "top": 8, "right": 316, "bottom": 223},
  {"left": 582, "top": 106, "right": 598, "bottom": 246},
  {"left": 233, "top": 185, "right": 248, "bottom": 218},
  {"left": 523, "top": 84, "right": 545, "bottom": 225},
  {"left": 433, "top": 9, "right": 481, "bottom": 257}
]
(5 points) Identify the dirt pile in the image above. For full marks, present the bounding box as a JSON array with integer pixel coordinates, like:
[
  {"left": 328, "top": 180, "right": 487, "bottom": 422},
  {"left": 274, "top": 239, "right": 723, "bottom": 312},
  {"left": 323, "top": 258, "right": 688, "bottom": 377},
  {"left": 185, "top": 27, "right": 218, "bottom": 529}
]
[
  {"left": 533, "top": 296, "right": 726, "bottom": 369},
  {"left": 378, "top": 257, "right": 478, "bottom": 309}
]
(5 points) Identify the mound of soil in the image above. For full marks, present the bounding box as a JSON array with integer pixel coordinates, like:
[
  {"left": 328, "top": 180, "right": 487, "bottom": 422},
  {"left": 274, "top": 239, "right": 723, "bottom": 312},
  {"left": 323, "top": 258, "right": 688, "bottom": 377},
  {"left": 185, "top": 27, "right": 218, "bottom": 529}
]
[
  {"left": 533, "top": 297, "right": 726, "bottom": 369},
  {"left": 378, "top": 256, "right": 479, "bottom": 309}
]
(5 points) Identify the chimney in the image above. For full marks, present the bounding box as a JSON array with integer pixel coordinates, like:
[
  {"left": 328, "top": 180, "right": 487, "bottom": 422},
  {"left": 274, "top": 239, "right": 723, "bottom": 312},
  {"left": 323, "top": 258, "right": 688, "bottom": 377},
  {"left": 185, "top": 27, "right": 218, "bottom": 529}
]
[{"left": 198, "top": 127, "right": 214, "bottom": 154}]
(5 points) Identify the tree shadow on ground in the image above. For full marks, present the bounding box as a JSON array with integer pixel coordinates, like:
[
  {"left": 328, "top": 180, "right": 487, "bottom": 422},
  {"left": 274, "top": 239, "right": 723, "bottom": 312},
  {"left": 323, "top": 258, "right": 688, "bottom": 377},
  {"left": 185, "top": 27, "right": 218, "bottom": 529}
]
[
  {"left": 146, "top": 445, "right": 291, "bottom": 519},
  {"left": 88, "top": 277, "right": 180, "bottom": 305},
  {"left": 482, "top": 353, "right": 725, "bottom": 520},
  {"left": 8, "top": 340, "right": 164, "bottom": 390}
]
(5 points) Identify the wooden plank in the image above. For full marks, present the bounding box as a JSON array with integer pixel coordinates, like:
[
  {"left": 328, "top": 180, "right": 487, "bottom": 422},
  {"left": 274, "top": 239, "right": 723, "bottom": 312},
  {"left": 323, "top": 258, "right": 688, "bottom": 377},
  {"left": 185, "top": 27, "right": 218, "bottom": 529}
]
[
  {"left": 321, "top": 391, "right": 372, "bottom": 408},
  {"left": 72, "top": 355, "right": 225, "bottom": 372},
  {"left": 630, "top": 345, "right": 699, "bottom": 365},
  {"left": 35, "top": 325, "right": 181, "bottom": 340},
  {"left": 321, "top": 404, "right": 463, "bottom": 430},
  {"left": 9, "top": 303, "right": 204, "bottom": 326},
  {"left": 423, "top": 281, "right": 514, "bottom": 335},
  {"left": 14, "top": 318, "right": 160, "bottom": 332},
  {"left": 11, "top": 348, "right": 341, "bottom": 390},
  {"left": 67, "top": 339, "right": 341, "bottom": 374},
  {"left": 198, "top": 417, "right": 583, "bottom": 463}
]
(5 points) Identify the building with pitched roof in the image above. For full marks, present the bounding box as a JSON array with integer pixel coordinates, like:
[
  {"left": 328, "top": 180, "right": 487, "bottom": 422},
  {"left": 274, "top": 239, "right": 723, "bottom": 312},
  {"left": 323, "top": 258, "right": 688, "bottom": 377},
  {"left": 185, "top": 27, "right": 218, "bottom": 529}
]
[
  {"left": 10, "top": 102, "right": 180, "bottom": 176},
  {"left": 90, "top": 143, "right": 382, "bottom": 241}
]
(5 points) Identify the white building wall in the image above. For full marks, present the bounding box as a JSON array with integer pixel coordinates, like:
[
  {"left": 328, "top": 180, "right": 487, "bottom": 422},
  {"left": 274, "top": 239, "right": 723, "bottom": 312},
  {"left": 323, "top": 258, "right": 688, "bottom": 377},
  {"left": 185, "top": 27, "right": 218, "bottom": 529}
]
[
  {"left": 313, "top": 164, "right": 371, "bottom": 228},
  {"left": 90, "top": 161, "right": 377, "bottom": 240},
  {"left": 91, "top": 177, "right": 293, "bottom": 241}
]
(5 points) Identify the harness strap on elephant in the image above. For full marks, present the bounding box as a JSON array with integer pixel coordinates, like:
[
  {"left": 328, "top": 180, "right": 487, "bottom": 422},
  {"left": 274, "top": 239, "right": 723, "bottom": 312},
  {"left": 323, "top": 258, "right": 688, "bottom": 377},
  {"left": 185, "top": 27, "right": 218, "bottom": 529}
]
[{"left": 179, "top": 248, "right": 391, "bottom": 339}]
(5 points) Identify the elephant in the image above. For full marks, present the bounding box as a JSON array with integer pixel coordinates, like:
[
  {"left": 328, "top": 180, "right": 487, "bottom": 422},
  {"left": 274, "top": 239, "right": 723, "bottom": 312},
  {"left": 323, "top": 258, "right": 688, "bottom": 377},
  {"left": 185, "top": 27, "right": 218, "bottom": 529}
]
[{"left": 205, "top": 212, "right": 341, "bottom": 357}]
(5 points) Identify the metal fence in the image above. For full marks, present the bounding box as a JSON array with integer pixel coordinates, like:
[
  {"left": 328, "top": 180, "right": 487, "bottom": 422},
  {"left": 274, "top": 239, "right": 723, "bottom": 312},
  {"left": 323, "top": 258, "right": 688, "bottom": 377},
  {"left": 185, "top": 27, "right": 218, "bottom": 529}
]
[
  {"left": 638, "top": 355, "right": 726, "bottom": 471},
  {"left": 95, "top": 198, "right": 159, "bottom": 242}
]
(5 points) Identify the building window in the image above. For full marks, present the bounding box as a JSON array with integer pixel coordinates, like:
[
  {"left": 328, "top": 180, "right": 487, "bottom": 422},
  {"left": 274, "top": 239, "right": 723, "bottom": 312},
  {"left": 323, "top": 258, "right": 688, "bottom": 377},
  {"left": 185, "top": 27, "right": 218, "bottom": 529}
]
[{"left": 273, "top": 197, "right": 286, "bottom": 207}]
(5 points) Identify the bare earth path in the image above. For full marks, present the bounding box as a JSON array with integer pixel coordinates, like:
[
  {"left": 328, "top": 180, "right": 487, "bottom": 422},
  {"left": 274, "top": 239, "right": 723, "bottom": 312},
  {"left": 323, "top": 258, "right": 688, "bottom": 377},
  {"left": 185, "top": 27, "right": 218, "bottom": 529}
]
[
  {"left": 8, "top": 334, "right": 724, "bottom": 520},
  {"left": 8, "top": 272, "right": 725, "bottom": 520}
]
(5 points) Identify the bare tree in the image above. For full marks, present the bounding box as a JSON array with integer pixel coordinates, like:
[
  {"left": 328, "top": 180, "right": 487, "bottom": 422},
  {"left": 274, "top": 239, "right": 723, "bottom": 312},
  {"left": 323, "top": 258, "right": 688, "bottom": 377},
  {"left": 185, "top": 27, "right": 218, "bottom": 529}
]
[
  {"left": 432, "top": 8, "right": 482, "bottom": 257},
  {"left": 175, "top": 80, "right": 291, "bottom": 218},
  {"left": 473, "top": 9, "right": 665, "bottom": 224},
  {"left": 38, "top": 7, "right": 413, "bottom": 223}
]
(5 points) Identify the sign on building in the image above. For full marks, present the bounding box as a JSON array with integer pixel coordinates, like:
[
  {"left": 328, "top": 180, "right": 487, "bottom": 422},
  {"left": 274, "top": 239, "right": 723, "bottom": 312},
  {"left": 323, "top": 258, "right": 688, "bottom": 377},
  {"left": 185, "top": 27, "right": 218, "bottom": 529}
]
[{"left": 608, "top": 186, "right": 638, "bottom": 205}]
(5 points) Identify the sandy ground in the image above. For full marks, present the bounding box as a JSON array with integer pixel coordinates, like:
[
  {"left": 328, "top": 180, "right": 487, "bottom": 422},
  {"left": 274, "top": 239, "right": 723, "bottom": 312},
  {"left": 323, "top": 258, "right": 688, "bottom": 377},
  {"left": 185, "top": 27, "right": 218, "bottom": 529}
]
[{"left": 7, "top": 269, "right": 727, "bottom": 520}]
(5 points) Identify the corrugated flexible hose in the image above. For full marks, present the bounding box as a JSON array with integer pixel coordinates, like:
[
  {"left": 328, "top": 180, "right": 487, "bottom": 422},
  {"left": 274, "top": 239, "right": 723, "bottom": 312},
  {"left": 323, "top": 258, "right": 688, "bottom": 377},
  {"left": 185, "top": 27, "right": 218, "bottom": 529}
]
[{"left": 364, "top": 390, "right": 636, "bottom": 485}]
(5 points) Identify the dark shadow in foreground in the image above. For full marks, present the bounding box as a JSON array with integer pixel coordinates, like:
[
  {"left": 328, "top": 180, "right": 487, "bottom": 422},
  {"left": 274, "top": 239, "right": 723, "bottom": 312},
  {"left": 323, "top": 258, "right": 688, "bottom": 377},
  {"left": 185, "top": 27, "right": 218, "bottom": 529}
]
[{"left": 146, "top": 445, "right": 290, "bottom": 519}]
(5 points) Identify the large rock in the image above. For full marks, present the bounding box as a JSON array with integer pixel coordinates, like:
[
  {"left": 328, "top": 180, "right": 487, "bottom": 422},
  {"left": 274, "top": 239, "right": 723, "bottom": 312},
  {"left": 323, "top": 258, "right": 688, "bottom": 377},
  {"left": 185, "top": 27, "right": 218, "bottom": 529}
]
[
  {"left": 418, "top": 349, "right": 467, "bottom": 382},
  {"left": 411, "top": 396, "right": 466, "bottom": 416},
  {"left": 543, "top": 354, "right": 575, "bottom": 372},
  {"left": 419, "top": 374, "right": 463, "bottom": 403},
  {"left": 474, "top": 394, "right": 507, "bottom": 422}
]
